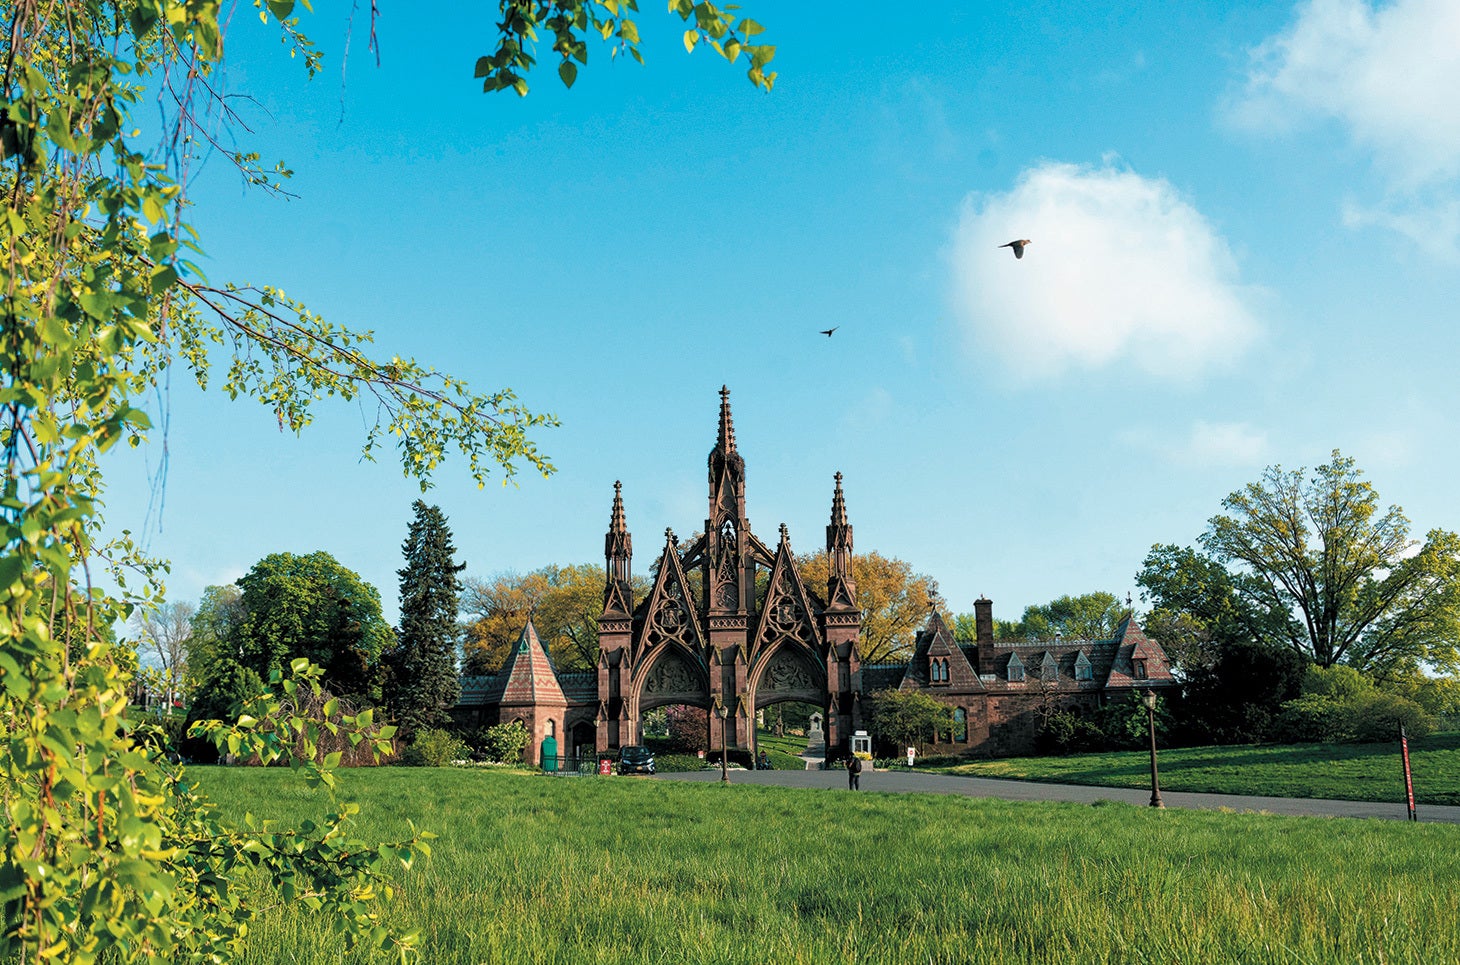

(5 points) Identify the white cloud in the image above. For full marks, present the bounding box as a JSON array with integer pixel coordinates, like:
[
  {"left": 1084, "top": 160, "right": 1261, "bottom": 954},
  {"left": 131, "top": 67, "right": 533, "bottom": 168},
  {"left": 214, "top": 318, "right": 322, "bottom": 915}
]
[
  {"left": 1178, "top": 421, "right": 1270, "bottom": 467},
  {"left": 949, "top": 162, "right": 1259, "bottom": 380},
  {"left": 1235, "top": 0, "right": 1460, "bottom": 251},
  {"left": 1119, "top": 421, "right": 1270, "bottom": 468}
]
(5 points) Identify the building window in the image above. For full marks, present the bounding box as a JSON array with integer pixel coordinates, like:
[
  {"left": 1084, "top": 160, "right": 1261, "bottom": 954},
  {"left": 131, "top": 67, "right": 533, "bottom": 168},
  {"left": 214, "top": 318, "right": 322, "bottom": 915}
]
[
  {"left": 1007, "top": 652, "right": 1025, "bottom": 682},
  {"left": 953, "top": 708, "right": 967, "bottom": 743},
  {"left": 1133, "top": 658, "right": 1147, "bottom": 679},
  {"left": 1075, "top": 651, "right": 1093, "bottom": 681}
]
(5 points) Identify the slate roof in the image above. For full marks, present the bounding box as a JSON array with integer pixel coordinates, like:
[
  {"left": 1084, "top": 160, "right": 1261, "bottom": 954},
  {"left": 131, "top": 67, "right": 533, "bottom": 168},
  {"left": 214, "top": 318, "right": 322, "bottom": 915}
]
[{"left": 858, "top": 616, "right": 1175, "bottom": 693}]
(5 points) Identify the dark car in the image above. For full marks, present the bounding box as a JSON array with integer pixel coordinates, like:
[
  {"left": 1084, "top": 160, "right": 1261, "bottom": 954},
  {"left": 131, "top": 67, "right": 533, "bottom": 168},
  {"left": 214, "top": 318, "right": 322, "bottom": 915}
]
[{"left": 617, "top": 745, "right": 656, "bottom": 776}]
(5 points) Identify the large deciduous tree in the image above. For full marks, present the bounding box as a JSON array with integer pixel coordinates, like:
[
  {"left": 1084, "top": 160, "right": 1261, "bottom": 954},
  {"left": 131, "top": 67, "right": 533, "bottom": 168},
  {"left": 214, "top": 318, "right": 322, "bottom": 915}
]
[
  {"left": 384, "top": 501, "right": 466, "bottom": 734},
  {"left": 461, "top": 564, "right": 648, "bottom": 674},
  {"left": 797, "top": 551, "right": 945, "bottom": 664},
  {"left": 130, "top": 599, "right": 195, "bottom": 682},
  {"left": 866, "top": 689, "right": 954, "bottom": 754},
  {"left": 1136, "top": 544, "right": 1298, "bottom": 674},
  {"left": 1, "top": 0, "right": 775, "bottom": 958},
  {"left": 1201, "top": 450, "right": 1460, "bottom": 673},
  {"left": 993, "top": 592, "right": 1131, "bottom": 642},
  {"left": 233, "top": 552, "right": 392, "bottom": 702}
]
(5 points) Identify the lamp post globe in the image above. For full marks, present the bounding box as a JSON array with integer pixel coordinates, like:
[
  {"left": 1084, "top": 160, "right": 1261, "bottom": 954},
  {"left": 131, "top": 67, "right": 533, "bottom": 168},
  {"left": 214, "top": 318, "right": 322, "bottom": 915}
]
[
  {"left": 717, "top": 702, "right": 730, "bottom": 785},
  {"left": 1144, "top": 688, "right": 1164, "bottom": 809}
]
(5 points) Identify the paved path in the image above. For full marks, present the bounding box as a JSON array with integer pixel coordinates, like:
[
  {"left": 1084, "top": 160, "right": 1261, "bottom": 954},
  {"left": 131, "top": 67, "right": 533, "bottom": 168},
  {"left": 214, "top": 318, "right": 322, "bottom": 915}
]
[{"left": 657, "top": 767, "right": 1460, "bottom": 824}]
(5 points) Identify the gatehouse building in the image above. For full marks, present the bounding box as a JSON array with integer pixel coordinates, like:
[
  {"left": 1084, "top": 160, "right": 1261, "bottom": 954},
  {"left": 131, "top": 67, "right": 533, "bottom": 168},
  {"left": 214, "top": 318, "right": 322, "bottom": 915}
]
[{"left": 456, "top": 388, "right": 1174, "bottom": 763}]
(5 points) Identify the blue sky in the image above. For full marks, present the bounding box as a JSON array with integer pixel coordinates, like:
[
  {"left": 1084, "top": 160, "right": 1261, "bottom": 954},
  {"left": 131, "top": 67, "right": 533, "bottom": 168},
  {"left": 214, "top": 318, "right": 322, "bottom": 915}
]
[{"left": 108, "top": 0, "right": 1460, "bottom": 627}]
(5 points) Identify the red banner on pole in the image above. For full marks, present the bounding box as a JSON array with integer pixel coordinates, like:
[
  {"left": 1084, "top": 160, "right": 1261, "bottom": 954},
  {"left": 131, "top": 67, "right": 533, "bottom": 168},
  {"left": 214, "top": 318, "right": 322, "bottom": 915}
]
[{"left": 1401, "top": 724, "right": 1416, "bottom": 822}]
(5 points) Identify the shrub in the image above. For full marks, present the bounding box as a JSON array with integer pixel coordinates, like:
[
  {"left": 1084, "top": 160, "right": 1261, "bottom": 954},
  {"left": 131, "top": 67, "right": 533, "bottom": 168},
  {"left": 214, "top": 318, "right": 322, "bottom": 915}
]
[
  {"left": 1038, "top": 709, "right": 1106, "bottom": 755},
  {"left": 480, "top": 720, "right": 532, "bottom": 763},
  {"left": 652, "top": 753, "right": 712, "bottom": 772},
  {"left": 1279, "top": 666, "right": 1434, "bottom": 743},
  {"left": 399, "top": 727, "right": 467, "bottom": 767}
]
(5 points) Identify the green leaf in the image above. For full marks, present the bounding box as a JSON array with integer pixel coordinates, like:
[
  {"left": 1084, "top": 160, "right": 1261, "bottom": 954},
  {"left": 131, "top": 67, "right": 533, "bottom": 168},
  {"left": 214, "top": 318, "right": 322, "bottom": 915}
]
[
  {"left": 683, "top": 29, "right": 699, "bottom": 53},
  {"left": 267, "top": 0, "right": 295, "bottom": 18},
  {"left": 558, "top": 60, "right": 577, "bottom": 88}
]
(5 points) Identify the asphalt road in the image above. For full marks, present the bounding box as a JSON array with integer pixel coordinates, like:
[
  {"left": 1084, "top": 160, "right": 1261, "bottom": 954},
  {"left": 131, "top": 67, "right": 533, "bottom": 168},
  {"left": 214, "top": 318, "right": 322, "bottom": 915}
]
[{"left": 656, "top": 767, "right": 1460, "bottom": 824}]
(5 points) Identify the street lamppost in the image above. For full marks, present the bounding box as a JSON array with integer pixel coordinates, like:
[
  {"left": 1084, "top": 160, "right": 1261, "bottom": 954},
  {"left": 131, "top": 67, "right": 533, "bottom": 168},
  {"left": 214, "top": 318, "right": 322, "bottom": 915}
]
[
  {"left": 716, "top": 702, "right": 730, "bottom": 785},
  {"left": 1143, "top": 688, "right": 1164, "bottom": 809}
]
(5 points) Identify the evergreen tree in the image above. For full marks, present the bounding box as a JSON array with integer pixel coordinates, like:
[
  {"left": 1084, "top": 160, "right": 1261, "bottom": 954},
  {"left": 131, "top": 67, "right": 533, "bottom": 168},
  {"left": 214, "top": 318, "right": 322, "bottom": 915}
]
[{"left": 386, "top": 501, "right": 466, "bottom": 733}]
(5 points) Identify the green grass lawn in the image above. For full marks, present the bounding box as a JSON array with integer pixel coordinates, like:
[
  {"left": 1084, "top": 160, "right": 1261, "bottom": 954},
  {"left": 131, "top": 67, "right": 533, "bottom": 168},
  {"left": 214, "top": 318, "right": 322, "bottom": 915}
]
[
  {"left": 194, "top": 766, "right": 1460, "bottom": 964},
  {"left": 935, "top": 731, "right": 1460, "bottom": 805}
]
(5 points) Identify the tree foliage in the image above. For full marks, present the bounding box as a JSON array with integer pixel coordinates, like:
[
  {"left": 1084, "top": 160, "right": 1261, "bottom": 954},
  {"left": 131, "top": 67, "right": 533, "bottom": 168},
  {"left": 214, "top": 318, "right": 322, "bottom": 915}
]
[
  {"left": 461, "top": 564, "right": 647, "bottom": 674},
  {"left": 2, "top": 0, "right": 775, "bottom": 957},
  {"left": 129, "top": 598, "right": 194, "bottom": 678},
  {"left": 994, "top": 591, "right": 1131, "bottom": 642},
  {"left": 476, "top": 0, "right": 777, "bottom": 95},
  {"left": 797, "top": 551, "right": 945, "bottom": 665},
  {"left": 1201, "top": 450, "right": 1460, "bottom": 672},
  {"left": 866, "top": 689, "right": 954, "bottom": 754},
  {"left": 230, "top": 551, "right": 391, "bottom": 702},
  {"left": 384, "top": 501, "right": 465, "bottom": 735},
  {"left": 1136, "top": 543, "right": 1298, "bottom": 674}
]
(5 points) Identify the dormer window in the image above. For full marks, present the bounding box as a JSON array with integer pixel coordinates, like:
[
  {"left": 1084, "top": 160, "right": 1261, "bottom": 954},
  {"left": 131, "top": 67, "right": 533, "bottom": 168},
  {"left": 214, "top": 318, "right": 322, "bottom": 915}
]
[
  {"left": 1007, "top": 652, "right": 1025, "bottom": 683},
  {"left": 1133, "top": 658, "right": 1147, "bottom": 679},
  {"left": 1040, "top": 652, "right": 1058, "bottom": 682},
  {"left": 1074, "top": 651, "right": 1093, "bottom": 681},
  {"left": 930, "top": 657, "right": 949, "bottom": 684}
]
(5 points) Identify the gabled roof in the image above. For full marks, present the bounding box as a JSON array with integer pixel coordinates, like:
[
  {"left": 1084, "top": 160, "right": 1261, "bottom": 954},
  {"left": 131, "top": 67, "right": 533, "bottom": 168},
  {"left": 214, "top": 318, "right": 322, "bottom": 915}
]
[
  {"left": 902, "top": 612, "right": 978, "bottom": 689},
  {"left": 497, "top": 620, "right": 567, "bottom": 708},
  {"left": 635, "top": 531, "right": 708, "bottom": 653},
  {"left": 749, "top": 526, "right": 823, "bottom": 661}
]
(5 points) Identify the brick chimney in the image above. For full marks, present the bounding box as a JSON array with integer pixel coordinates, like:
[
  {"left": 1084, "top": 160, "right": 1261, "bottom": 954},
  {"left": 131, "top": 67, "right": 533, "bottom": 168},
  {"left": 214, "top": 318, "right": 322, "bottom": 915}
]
[{"left": 974, "top": 596, "right": 995, "bottom": 675}]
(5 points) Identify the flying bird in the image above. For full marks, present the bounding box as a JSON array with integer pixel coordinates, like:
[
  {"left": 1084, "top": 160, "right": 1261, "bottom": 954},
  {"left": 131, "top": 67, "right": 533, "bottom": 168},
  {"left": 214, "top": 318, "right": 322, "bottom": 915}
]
[
  {"left": 998, "top": 239, "right": 1032, "bottom": 259},
  {"left": 820, "top": 327, "right": 838, "bottom": 337}
]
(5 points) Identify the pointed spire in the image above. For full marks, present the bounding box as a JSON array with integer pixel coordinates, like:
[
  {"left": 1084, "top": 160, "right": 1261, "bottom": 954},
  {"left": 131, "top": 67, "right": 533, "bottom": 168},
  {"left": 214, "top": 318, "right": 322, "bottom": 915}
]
[
  {"left": 717, "top": 385, "right": 736, "bottom": 454},
  {"left": 610, "top": 480, "right": 626, "bottom": 534},
  {"left": 603, "top": 481, "right": 633, "bottom": 615},
  {"left": 778, "top": 522, "right": 790, "bottom": 546},
  {"left": 826, "top": 471, "right": 856, "bottom": 609},
  {"left": 830, "top": 471, "right": 848, "bottom": 527}
]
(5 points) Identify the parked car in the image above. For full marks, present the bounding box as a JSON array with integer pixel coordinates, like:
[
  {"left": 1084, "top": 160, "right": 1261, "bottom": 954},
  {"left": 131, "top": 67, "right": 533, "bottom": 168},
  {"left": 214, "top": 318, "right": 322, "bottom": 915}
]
[{"left": 617, "top": 745, "right": 656, "bottom": 776}]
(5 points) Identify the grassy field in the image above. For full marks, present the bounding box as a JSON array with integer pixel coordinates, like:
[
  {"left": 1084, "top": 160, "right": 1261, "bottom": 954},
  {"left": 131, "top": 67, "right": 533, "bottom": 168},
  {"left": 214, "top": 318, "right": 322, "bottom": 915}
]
[
  {"left": 194, "top": 766, "right": 1460, "bottom": 964},
  {"left": 934, "top": 731, "right": 1460, "bottom": 805}
]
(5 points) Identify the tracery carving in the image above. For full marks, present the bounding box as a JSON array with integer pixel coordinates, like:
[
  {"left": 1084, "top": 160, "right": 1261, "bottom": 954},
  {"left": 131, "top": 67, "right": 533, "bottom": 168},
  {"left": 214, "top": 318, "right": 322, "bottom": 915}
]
[
  {"left": 643, "top": 651, "right": 699, "bottom": 695},
  {"left": 759, "top": 647, "right": 816, "bottom": 695}
]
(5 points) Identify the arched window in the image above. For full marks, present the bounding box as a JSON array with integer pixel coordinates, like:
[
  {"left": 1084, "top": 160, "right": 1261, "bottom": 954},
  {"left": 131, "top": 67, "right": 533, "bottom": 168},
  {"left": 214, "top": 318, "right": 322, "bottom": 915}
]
[
  {"left": 547, "top": 719, "right": 556, "bottom": 738},
  {"left": 953, "top": 707, "right": 968, "bottom": 743},
  {"left": 1133, "top": 659, "right": 1148, "bottom": 679}
]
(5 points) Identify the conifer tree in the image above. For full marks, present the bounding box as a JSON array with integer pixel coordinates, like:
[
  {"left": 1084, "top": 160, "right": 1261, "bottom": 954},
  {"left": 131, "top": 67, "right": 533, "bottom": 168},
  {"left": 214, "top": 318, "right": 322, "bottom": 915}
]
[{"left": 386, "top": 501, "right": 466, "bottom": 734}]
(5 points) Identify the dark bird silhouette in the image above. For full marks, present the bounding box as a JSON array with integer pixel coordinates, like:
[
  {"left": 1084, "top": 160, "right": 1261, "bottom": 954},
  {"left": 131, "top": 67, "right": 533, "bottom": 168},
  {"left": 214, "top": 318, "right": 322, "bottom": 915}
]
[
  {"left": 820, "top": 327, "right": 838, "bottom": 337},
  {"left": 998, "top": 239, "right": 1032, "bottom": 259}
]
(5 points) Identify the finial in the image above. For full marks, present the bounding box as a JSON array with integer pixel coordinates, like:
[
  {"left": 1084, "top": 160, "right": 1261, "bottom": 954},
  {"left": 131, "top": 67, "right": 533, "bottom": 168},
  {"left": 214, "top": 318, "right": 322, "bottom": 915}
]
[
  {"left": 609, "top": 480, "right": 628, "bottom": 536},
  {"left": 830, "top": 471, "right": 849, "bottom": 527},
  {"left": 717, "top": 385, "right": 736, "bottom": 453},
  {"left": 665, "top": 527, "right": 678, "bottom": 546},
  {"left": 779, "top": 523, "right": 789, "bottom": 543}
]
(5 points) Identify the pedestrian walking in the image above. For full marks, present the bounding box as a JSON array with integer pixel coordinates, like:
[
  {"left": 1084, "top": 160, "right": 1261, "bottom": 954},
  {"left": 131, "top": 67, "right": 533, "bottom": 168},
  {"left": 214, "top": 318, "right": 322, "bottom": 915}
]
[{"left": 847, "top": 754, "right": 863, "bottom": 791}]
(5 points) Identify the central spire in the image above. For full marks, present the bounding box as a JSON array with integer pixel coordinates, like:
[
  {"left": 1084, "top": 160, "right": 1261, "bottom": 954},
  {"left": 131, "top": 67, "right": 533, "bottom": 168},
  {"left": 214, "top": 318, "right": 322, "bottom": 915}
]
[
  {"left": 609, "top": 480, "right": 627, "bottom": 537},
  {"left": 830, "top": 471, "right": 848, "bottom": 527},
  {"left": 717, "top": 384, "right": 736, "bottom": 454}
]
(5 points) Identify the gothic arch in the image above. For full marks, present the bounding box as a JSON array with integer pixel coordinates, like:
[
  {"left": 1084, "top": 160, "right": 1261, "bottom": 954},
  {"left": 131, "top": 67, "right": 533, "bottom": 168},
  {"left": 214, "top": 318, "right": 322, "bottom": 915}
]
[
  {"left": 748, "top": 641, "right": 825, "bottom": 709},
  {"left": 632, "top": 641, "right": 711, "bottom": 714}
]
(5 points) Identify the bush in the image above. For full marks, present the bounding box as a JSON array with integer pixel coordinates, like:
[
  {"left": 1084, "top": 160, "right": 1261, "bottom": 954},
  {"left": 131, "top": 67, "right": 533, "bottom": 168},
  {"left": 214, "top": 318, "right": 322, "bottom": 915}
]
[
  {"left": 1038, "top": 709, "right": 1106, "bottom": 755},
  {"left": 399, "top": 727, "right": 466, "bottom": 767},
  {"left": 480, "top": 720, "right": 532, "bottom": 763},
  {"left": 652, "top": 753, "right": 713, "bottom": 772},
  {"left": 1279, "top": 666, "right": 1434, "bottom": 743}
]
